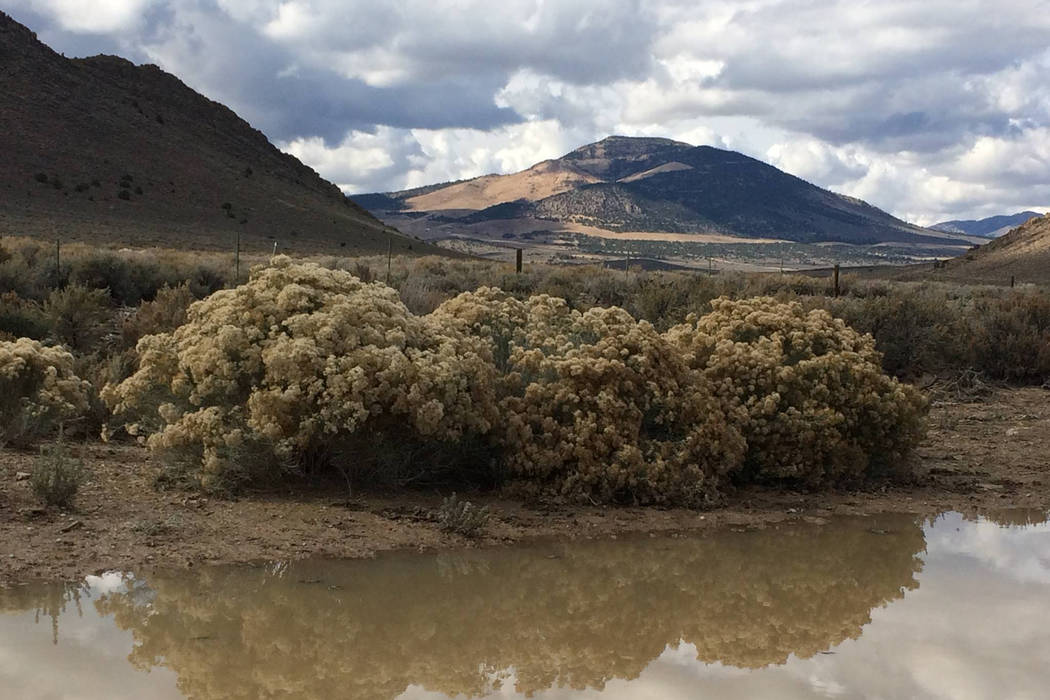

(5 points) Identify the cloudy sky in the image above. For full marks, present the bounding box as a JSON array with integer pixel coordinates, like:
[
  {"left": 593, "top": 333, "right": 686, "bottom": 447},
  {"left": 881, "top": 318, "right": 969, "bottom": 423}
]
[{"left": 7, "top": 0, "right": 1050, "bottom": 224}]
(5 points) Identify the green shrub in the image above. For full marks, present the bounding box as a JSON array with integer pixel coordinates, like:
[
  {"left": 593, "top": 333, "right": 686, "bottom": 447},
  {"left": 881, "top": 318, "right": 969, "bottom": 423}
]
[
  {"left": 121, "top": 283, "right": 195, "bottom": 348},
  {"left": 971, "top": 292, "right": 1050, "bottom": 383},
  {"left": 817, "top": 289, "right": 969, "bottom": 378},
  {"left": 0, "top": 292, "right": 48, "bottom": 340},
  {"left": 30, "top": 433, "right": 86, "bottom": 509},
  {"left": 44, "top": 284, "right": 111, "bottom": 352}
]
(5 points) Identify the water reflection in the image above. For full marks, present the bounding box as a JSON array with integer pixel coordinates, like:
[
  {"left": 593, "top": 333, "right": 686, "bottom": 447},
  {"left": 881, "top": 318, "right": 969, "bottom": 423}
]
[{"left": 2, "top": 511, "right": 1049, "bottom": 700}]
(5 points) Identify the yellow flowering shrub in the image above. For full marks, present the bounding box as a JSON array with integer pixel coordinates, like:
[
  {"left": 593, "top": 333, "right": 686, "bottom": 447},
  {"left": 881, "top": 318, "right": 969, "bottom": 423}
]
[
  {"left": 104, "top": 257, "right": 499, "bottom": 490},
  {"left": 433, "top": 290, "right": 746, "bottom": 505},
  {"left": 0, "top": 338, "right": 90, "bottom": 447},
  {"left": 666, "top": 297, "right": 927, "bottom": 484}
]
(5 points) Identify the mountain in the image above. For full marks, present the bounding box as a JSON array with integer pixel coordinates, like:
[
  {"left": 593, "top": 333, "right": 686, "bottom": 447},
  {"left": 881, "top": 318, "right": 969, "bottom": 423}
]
[
  {"left": 938, "top": 213, "right": 1050, "bottom": 284},
  {"left": 360, "top": 136, "right": 976, "bottom": 246},
  {"left": 931, "top": 212, "right": 1044, "bottom": 238},
  {"left": 0, "top": 12, "right": 434, "bottom": 256}
]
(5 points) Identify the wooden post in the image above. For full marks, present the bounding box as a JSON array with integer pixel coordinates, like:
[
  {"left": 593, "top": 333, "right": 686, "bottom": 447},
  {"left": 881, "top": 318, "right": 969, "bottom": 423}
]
[
  {"left": 272, "top": 241, "right": 277, "bottom": 261},
  {"left": 625, "top": 248, "right": 630, "bottom": 280},
  {"left": 386, "top": 234, "right": 392, "bottom": 284},
  {"left": 55, "top": 238, "right": 60, "bottom": 281},
  {"left": 234, "top": 230, "right": 240, "bottom": 284},
  {"left": 1011, "top": 275, "right": 1015, "bottom": 288},
  {"left": 515, "top": 248, "right": 523, "bottom": 274},
  {"left": 708, "top": 257, "right": 713, "bottom": 275},
  {"left": 833, "top": 264, "right": 840, "bottom": 297}
]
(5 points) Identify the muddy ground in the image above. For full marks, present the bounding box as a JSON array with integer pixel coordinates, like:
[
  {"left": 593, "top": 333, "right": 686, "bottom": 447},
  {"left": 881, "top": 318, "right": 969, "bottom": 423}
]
[{"left": 2, "top": 386, "right": 1049, "bottom": 584}]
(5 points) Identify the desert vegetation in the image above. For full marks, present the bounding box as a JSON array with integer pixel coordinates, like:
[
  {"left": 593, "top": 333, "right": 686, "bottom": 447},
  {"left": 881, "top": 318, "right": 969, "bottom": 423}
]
[
  {"left": 2, "top": 237, "right": 1047, "bottom": 505},
  {"left": 96, "top": 256, "right": 924, "bottom": 504}
]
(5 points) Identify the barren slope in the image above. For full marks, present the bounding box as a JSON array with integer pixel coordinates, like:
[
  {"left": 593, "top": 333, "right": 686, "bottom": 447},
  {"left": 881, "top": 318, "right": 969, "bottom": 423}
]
[
  {"left": 404, "top": 159, "right": 601, "bottom": 211},
  {"left": 0, "top": 13, "right": 438, "bottom": 256},
  {"left": 940, "top": 213, "right": 1050, "bottom": 283}
]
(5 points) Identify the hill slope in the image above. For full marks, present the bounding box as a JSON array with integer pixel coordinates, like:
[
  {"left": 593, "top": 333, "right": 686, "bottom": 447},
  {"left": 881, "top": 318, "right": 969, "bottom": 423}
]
[
  {"left": 0, "top": 12, "right": 432, "bottom": 255},
  {"left": 931, "top": 212, "right": 1043, "bottom": 238},
  {"left": 361, "top": 136, "right": 976, "bottom": 246},
  {"left": 939, "top": 213, "right": 1050, "bottom": 283}
]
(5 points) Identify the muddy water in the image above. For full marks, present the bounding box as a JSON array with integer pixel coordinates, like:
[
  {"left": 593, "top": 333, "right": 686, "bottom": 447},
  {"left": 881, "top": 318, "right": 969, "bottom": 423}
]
[{"left": 1, "top": 511, "right": 1049, "bottom": 699}]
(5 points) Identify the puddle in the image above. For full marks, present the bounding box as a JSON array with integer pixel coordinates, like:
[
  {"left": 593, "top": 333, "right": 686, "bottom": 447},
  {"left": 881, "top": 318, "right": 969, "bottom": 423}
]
[{"left": 2, "top": 511, "right": 1049, "bottom": 699}]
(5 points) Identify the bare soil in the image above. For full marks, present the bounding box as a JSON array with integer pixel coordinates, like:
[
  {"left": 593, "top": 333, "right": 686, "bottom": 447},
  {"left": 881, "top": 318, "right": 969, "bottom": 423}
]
[{"left": 2, "top": 386, "right": 1049, "bottom": 584}]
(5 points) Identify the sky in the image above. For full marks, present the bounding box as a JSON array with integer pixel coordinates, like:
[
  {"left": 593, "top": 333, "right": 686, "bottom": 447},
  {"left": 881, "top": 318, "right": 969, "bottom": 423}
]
[{"left": 6, "top": 0, "right": 1050, "bottom": 225}]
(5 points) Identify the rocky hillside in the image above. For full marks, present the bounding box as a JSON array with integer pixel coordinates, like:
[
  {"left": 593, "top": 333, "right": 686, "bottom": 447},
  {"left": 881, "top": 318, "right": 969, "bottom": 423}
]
[
  {"left": 0, "top": 12, "right": 435, "bottom": 256},
  {"left": 361, "top": 136, "right": 976, "bottom": 246}
]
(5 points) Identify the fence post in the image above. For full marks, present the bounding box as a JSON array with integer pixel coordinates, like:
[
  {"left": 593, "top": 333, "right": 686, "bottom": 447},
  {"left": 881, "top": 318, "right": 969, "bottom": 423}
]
[
  {"left": 234, "top": 230, "right": 240, "bottom": 284},
  {"left": 55, "top": 237, "right": 60, "bottom": 282},
  {"left": 833, "top": 264, "right": 840, "bottom": 297},
  {"left": 1010, "top": 275, "right": 1015, "bottom": 288},
  {"left": 515, "top": 248, "right": 523, "bottom": 274},
  {"left": 386, "top": 234, "right": 392, "bottom": 284}
]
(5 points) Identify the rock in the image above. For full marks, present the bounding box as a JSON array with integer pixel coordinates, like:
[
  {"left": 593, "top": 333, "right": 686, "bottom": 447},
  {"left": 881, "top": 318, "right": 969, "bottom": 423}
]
[{"left": 15, "top": 471, "right": 31, "bottom": 481}]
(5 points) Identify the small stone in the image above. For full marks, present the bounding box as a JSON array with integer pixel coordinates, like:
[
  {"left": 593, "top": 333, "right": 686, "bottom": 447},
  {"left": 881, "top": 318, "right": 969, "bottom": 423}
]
[{"left": 15, "top": 471, "right": 31, "bottom": 481}]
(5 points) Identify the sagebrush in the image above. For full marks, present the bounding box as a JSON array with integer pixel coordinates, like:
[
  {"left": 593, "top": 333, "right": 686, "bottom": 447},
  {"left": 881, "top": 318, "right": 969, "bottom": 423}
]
[{"left": 106, "top": 261, "right": 928, "bottom": 503}]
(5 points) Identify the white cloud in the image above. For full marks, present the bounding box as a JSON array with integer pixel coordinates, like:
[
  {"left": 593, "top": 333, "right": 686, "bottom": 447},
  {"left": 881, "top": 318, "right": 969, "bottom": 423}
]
[{"left": 16, "top": 0, "right": 154, "bottom": 32}]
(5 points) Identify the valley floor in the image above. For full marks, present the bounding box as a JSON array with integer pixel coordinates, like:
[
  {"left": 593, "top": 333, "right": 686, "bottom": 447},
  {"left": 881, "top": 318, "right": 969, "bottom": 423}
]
[{"left": 2, "top": 386, "right": 1049, "bottom": 584}]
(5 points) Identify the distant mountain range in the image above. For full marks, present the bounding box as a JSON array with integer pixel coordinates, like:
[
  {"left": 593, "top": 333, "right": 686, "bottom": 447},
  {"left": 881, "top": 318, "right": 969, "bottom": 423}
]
[
  {"left": 0, "top": 12, "right": 436, "bottom": 256},
  {"left": 931, "top": 212, "right": 1044, "bottom": 238},
  {"left": 359, "top": 136, "right": 977, "bottom": 246}
]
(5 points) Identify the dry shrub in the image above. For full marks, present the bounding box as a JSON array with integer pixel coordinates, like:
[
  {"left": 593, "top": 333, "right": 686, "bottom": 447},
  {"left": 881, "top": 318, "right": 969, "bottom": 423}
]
[
  {"left": 0, "top": 338, "right": 91, "bottom": 448},
  {"left": 104, "top": 257, "right": 499, "bottom": 491},
  {"left": 818, "top": 289, "right": 969, "bottom": 379},
  {"left": 970, "top": 292, "right": 1050, "bottom": 383},
  {"left": 121, "top": 283, "right": 195, "bottom": 349},
  {"left": 31, "top": 433, "right": 86, "bottom": 509},
  {"left": 666, "top": 297, "right": 927, "bottom": 485},
  {"left": 433, "top": 289, "right": 746, "bottom": 505}
]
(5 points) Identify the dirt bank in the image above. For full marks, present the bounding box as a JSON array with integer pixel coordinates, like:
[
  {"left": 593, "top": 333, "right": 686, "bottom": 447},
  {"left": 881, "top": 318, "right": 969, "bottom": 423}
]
[{"left": 2, "top": 386, "right": 1049, "bottom": 584}]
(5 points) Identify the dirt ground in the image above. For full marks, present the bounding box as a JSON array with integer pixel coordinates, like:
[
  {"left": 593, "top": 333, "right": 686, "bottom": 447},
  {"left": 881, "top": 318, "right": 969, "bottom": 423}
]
[{"left": 2, "top": 386, "right": 1049, "bottom": 584}]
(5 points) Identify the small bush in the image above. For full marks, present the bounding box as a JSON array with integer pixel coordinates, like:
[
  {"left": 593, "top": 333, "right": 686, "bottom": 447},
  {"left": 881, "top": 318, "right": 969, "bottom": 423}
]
[
  {"left": 118, "top": 189, "right": 131, "bottom": 201},
  {"left": 121, "top": 283, "right": 195, "bottom": 348},
  {"left": 0, "top": 292, "right": 48, "bottom": 339},
  {"left": 0, "top": 339, "right": 90, "bottom": 448},
  {"left": 30, "top": 433, "right": 86, "bottom": 508},
  {"left": 437, "top": 493, "right": 490, "bottom": 537},
  {"left": 44, "top": 284, "right": 111, "bottom": 352}
]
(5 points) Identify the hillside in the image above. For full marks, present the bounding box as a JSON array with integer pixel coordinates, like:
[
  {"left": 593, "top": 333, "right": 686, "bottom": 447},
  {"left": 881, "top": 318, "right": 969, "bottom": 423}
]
[
  {"left": 361, "top": 136, "right": 976, "bottom": 246},
  {"left": 932, "top": 212, "right": 1043, "bottom": 238},
  {"left": 938, "top": 213, "right": 1050, "bottom": 284},
  {"left": 0, "top": 13, "right": 435, "bottom": 256}
]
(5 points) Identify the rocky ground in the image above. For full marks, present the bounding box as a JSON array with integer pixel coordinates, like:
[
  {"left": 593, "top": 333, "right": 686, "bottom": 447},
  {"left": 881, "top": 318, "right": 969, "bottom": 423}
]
[{"left": 2, "top": 386, "right": 1048, "bottom": 584}]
